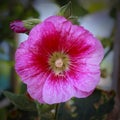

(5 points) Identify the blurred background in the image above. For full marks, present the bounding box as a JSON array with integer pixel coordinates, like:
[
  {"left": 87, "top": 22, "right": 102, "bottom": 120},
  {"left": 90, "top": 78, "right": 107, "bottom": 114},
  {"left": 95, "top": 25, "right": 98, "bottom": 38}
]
[{"left": 0, "top": 0, "right": 120, "bottom": 120}]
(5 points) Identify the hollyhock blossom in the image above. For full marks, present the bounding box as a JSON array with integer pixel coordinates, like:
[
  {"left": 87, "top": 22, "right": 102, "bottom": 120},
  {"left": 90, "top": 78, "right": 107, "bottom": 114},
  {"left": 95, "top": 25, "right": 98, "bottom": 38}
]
[
  {"left": 10, "top": 20, "right": 28, "bottom": 33},
  {"left": 15, "top": 16, "right": 104, "bottom": 104}
]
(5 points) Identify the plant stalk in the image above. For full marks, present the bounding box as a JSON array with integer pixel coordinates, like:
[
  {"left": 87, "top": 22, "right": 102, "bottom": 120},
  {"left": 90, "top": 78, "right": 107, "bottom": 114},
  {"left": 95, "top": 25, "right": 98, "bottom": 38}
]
[{"left": 54, "top": 103, "right": 60, "bottom": 120}]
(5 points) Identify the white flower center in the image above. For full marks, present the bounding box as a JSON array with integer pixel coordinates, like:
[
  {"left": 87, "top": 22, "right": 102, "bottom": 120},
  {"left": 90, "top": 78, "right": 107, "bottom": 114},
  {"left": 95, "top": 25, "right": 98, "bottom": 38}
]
[{"left": 55, "top": 58, "right": 63, "bottom": 68}]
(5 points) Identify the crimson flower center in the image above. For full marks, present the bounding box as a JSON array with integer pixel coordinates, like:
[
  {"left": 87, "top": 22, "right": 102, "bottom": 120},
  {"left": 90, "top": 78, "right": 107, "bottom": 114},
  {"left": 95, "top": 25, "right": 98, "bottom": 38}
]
[{"left": 48, "top": 52, "right": 70, "bottom": 75}]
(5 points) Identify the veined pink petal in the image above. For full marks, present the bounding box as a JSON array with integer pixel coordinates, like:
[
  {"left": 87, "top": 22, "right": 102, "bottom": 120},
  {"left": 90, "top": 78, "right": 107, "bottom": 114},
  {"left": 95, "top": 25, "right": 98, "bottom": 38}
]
[
  {"left": 27, "top": 73, "right": 48, "bottom": 104},
  {"left": 67, "top": 69, "right": 100, "bottom": 92},
  {"left": 42, "top": 73, "right": 94, "bottom": 104},
  {"left": 42, "top": 74, "right": 75, "bottom": 104},
  {"left": 66, "top": 25, "right": 104, "bottom": 64},
  {"left": 74, "top": 88, "right": 94, "bottom": 98}
]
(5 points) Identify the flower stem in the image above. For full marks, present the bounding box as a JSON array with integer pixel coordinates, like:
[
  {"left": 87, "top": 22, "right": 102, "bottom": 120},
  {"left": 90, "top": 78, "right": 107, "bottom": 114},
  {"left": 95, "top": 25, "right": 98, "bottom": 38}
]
[
  {"left": 35, "top": 101, "right": 41, "bottom": 120},
  {"left": 103, "top": 45, "right": 113, "bottom": 60},
  {"left": 54, "top": 103, "right": 60, "bottom": 120}
]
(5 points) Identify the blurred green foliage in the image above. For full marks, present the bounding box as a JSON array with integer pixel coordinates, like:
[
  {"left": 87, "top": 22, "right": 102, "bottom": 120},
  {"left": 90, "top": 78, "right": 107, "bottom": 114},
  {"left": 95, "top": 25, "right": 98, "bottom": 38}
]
[
  {"left": 54, "top": 0, "right": 88, "bottom": 16},
  {"left": 0, "top": 0, "right": 39, "bottom": 43},
  {"left": 3, "top": 89, "right": 115, "bottom": 120},
  {"left": 0, "top": 1, "right": 39, "bottom": 119},
  {"left": 4, "top": 91, "right": 37, "bottom": 111},
  {"left": 0, "top": 0, "right": 39, "bottom": 88},
  {"left": 57, "top": 89, "right": 115, "bottom": 120}
]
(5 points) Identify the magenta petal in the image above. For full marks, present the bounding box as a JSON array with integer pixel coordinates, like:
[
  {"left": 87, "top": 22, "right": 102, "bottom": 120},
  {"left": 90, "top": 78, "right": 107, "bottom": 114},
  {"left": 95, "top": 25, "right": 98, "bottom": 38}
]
[
  {"left": 44, "top": 16, "right": 71, "bottom": 32},
  {"left": 27, "top": 74, "right": 47, "bottom": 104},
  {"left": 15, "top": 40, "right": 48, "bottom": 103},
  {"left": 42, "top": 74, "right": 75, "bottom": 104},
  {"left": 74, "top": 88, "right": 94, "bottom": 98},
  {"left": 64, "top": 25, "right": 104, "bottom": 92},
  {"left": 42, "top": 74, "right": 94, "bottom": 104},
  {"left": 77, "top": 34, "right": 104, "bottom": 65},
  {"left": 15, "top": 41, "right": 40, "bottom": 83},
  {"left": 66, "top": 25, "right": 104, "bottom": 64},
  {"left": 70, "top": 71, "right": 100, "bottom": 92},
  {"left": 28, "top": 20, "right": 57, "bottom": 42},
  {"left": 66, "top": 62, "right": 101, "bottom": 92}
]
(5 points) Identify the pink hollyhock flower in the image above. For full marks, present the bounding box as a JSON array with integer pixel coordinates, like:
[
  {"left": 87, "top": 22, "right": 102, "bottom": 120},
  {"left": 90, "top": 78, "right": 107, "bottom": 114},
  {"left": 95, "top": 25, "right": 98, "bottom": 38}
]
[
  {"left": 15, "top": 16, "right": 104, "bottom": 104},
  {"left": 10, "top": 20, "right": 28, "bottom": 33}
]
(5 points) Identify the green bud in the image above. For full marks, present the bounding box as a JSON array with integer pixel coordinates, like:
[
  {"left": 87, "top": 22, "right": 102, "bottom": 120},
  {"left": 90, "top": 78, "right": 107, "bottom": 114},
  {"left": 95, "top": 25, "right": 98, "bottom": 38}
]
[
  {"left": 57, "top": 1, "right": 72, "bottom": 18},
  {"left": 23, "top": 19, "right": 41, "bottom": 30}
]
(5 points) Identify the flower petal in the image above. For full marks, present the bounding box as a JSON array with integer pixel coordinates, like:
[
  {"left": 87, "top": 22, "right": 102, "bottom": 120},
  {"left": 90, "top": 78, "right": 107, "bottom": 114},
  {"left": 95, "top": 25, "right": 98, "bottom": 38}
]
[
  {"left": 44, "top": 16, "right": 72, "bottom": 33},
  {"left": 67, "top": 65, "right": 100, "bottom": 92},
  {"left": 62, "top": 25, "right": 104, "bottom": 92},
  {"left": 42, "top": 74, "right": 75, "bottom": 104},
  {"left": 27, "top": 73, "right": 49, "bottom": 104},
  {"left": 74, "top": 87, "right": 94, "bottom": 98},
  {"left": 67, "top": 25, "right": 104, "bottom": 65}
]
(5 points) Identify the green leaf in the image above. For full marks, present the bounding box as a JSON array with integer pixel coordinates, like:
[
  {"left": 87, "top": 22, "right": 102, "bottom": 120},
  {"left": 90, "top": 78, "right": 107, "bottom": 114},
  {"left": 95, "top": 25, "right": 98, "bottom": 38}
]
[
  {"left": 73, "top": 90, "right": 101, "bottom": 120},
  {"left": 110, "top": 7, "right": 117, "bottom": 19},
  {"left": 57, "top": 89, "right": 115, "bottom": 120},
  {"left": 57, "top": 1, "right": 72, "bottom": 18},
  {"left": 94, "top": 90, "right": 115, "bottom": 119},
  {"left": 72, "top": 3, "right": 88, "bottom": 16},
  {"left": 19, "top": 82, "right": 27, "bottom": 94},
  {"left": 101, "top": 38, "right": 112, "bottom": 48},
  {"left": 54, "top": 0, "right": 70, "bottom": 6},
  {"left": 0, "top": 108, "right": 7, "bottom": 120},
  {"left": 3, "top": 91, "right": 37, "bottom": 111}
]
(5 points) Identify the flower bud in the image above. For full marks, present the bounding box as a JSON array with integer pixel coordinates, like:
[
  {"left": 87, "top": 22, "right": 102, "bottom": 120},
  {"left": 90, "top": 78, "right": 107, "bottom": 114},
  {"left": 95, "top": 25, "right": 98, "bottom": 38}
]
[
  {"left": 10, "top": 20, "right": 28, "bottom": 33},
  {"left": 10, "top": 19, "right": 40, "bottom": 33},
  {"left": 57, "top": 1, "right": 72, "bottom": 18}
]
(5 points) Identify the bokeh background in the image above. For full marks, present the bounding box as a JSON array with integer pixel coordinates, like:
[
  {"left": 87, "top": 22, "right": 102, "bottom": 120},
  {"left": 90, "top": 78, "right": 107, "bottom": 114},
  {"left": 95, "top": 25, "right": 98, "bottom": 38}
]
[{"left": 0, "top": 0, "right": 120, "bottom": 120}]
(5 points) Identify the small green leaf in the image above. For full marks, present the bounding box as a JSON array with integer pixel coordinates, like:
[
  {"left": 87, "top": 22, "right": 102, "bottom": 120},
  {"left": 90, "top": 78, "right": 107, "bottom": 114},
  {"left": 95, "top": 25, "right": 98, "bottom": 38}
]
[
  {"left": 3, "top": 91, "right": 37, "bottom": 111},
  {"left": 57, "top": 1, "right": 72, "bottom": 18},
  {"left": 19, "top": 83, "right": 27, "bottom": 94},
  {"left": 101, "top": 38, "right": 113, "bottom": 48}
]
